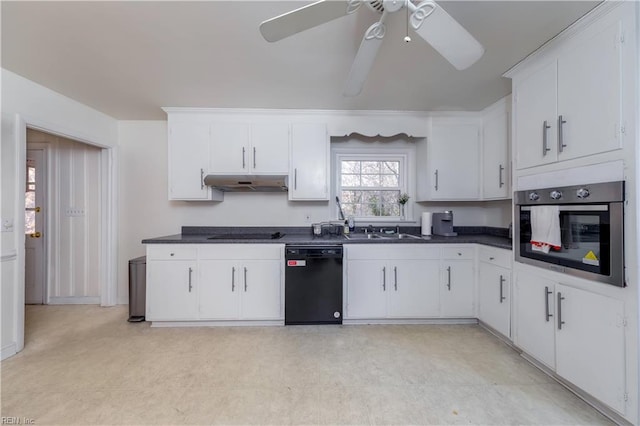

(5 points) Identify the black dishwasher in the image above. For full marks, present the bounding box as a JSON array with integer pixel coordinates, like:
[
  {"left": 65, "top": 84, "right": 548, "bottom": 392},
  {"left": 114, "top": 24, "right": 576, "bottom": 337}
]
[{"left": 285, "top": 245, "right": 343, "bottom": 325}]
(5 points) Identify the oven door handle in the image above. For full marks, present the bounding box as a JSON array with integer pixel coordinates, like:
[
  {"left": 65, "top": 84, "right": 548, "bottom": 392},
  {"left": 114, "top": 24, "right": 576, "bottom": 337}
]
[{"left": 519, "top": 205, "right": 609, "bottom": 212}]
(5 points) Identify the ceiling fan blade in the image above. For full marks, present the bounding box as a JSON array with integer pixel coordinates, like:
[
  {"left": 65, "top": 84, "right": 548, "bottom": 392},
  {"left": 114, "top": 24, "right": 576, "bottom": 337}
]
[
  {"left": 410, "top": 1, "right": 484, "bottom": 70},
  {"left": 344, "top": 20, "right": 386, "bottom": 97},
  {"left": 260, "top": 0, "right": 357, "bottom": 42}
]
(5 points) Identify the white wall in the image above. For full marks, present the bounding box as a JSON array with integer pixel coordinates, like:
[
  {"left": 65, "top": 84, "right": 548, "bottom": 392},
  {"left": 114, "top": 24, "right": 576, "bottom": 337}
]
[
  {"left": 27, "top": 129, "right": 102, "bottom": 301},
  {"left": 1, "top": 69, "right": 118, "bottom": 359}
]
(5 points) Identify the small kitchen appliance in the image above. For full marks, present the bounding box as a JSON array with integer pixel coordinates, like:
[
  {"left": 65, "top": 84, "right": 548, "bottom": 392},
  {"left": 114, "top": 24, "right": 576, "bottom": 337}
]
[{"left": 432, "top": 211, "right": 457, "bottom": 236}]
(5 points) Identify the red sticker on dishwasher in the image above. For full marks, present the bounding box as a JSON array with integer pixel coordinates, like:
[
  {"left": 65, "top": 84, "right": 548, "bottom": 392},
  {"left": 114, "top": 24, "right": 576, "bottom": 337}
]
[{"left": 287, "top": 260, "right": 306, "bottom": 267}]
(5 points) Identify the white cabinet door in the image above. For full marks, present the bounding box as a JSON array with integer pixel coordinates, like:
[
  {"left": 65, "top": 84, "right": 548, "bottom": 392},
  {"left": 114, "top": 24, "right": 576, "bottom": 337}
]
[
  {"left": 240, "top": 260, "right": 282, "bottom": 320},
  {"left": 514, "top": 61, "right": 558, "bottom": 169},
  {"left": 428, "top": 122, "right": 480, "bottom": 200},
  {"left": 557, "top": 20, "right": 622, "bottom": 161},
  {"left": 555, "top": 284, "right": 626, "bottom": 414},
  {"left": 440, "top": 261, "right": 474, "bottom": 317},
  {"left": 146, "top": 260, "right": 198, "bottom": 320},
  {"left": 346, "top": 260, "right": 387, "bottom": 319},
  {"left": 289, "top": 123, "right": 329, "bottom": 200},
  {"left": 199, "top": 260, "right": 240, "bottom": 320},
  {"left": 482, "top": 110, "right": 510, "bottom": 199},
  {"left": 250, "top": 123, "right": 289, "bottom": 174},
  {"left": 168, "top": 122, "right": 211, "bottom": 200},
  {"left": 210, "top": 122, "right": 250, "bottom": 174},
  {"left": 513, "top": 272, "right": 556, "bottom": 369},
  {"left": 387, "top": 260, "right": 440, "bottom": 318},
  {"left": 478, "top": 263, "right": 510, "bottom": 337}
]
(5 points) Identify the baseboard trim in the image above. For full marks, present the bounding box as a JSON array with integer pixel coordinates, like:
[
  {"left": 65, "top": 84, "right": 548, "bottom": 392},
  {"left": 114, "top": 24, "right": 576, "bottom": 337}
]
[
  {"left": 150, "top": 319, "right": 284, "bottom": 327},
  {"left": 520, "top": 353, "right": 632, "bottom": 426},
  {"left": 342, "top": 318, "right": 478, "bottom": 325},
  {"left": 1, "top": 342, "right": 17, "bottom": 360},
  {"left": 48, "top": 297, "right": 100, "bottom": 305},
  {"left": 477, "top": 320, "right": 514, "bottom": 347}
]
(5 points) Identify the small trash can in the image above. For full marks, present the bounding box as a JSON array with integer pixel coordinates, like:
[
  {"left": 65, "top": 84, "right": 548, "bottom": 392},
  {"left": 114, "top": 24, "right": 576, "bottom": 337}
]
[{"left": 128, "top": 256, "right": 146, "bottom": 322}]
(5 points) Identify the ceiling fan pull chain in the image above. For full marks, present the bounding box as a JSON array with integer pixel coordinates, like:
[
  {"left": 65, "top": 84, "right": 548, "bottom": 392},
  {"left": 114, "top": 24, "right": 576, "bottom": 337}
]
[{"left": 404, "top": 0, "right": 411, "bottom": 42}]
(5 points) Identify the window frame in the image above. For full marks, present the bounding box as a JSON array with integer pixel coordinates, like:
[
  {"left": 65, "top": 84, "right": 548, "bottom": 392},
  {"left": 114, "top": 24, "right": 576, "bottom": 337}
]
[{"left": 335, "top": 152, "right": 409, "bottom": 222}]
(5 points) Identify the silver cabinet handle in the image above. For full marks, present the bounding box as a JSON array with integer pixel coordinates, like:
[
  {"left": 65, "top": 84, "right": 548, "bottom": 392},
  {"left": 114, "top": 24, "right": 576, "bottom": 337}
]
[
  {"left": 244, "top": 267, "right": 248, "bottom": 292},
  {"left": 200, "top": 168, "right": 205, "bottom": 190},
  {"left": 382, "top": 267, "right": 386, "bottom": 291},
  {"left": 499, "top": 275, "right": 506, "bottom": 303},
  {"left": 446, "top": 266, "right": 452, "bottom": 291},
  {"left": 542, "top": 121, "right": 551, "bottom": 156},
  {"left": 434, "top": 169, "right": 439, "bottom": 191},
  {"left": 558, "top": 115, "right": 567, "bottom": 153},
  {"left": 544, "top": 286, "right": 553, "bottom": 322},
  {"left": 394, "top": 266, "right": 398, "bottom": 291},
  {"left": 231, "top": 266, "right": 236, "bottom": 292},
  {"left": 188, "top": 267, "right": 193, "bottom": 293},
  {"left": 253, "top": 147, "right": 256, "bottom": 169},
  {"left": 294, "top": 168, "right": 298, "bottom": 190},
  {"left": 242, "top": 147, "right": 246, "bottom": 169},
  {"left": 557, "top": 292, "right": 565, "bottom": 330},
  {"left": 498, "top": 164, "right": 504, "bottom": 188}
]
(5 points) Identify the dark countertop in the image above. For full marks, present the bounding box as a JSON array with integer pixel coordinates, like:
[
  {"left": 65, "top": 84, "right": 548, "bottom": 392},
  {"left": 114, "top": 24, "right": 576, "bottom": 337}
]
[{"left": 142, "top": 226, "right": 513, "bottom": 250}]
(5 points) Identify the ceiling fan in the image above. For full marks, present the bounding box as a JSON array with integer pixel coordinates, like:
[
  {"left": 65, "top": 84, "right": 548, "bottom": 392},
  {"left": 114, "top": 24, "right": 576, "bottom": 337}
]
[{"left": 259, "top": 0, "right": 485, "bottom": 97}]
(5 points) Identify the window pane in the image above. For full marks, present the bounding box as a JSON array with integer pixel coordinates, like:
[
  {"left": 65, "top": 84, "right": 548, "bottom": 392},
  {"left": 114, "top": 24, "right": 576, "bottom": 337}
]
[
  {"left": 361, "top": 161, "right": 380, "bottom": 174},
  {"left": 28, "top": 167, "right": 35, "bottom": 183},
  {"left": 341, "top": 161, "right": 360, "bottom": 174},
  {"left": 381, "top": 161, "right": 399, "bottom": 174},
  {"left": 25, "top": 211, "right": 35, "bottom": 234},
  {"left": 341, "top": 174, "right": 360, "bottom": 187},
  {"left": 361, "top": 174, "right": 381, "bottom": 187},
  {"left": 381, "top": 190, "right": 400, "bottom": 204},
  {"left": 342, "top": 203, "right": 358, "bottom": 216},
  {"left": 25, "top": 192, "right": 35, "bottom": 209},
  {"left": 381, "top": 174, "right": 399, "bottom": 187}
]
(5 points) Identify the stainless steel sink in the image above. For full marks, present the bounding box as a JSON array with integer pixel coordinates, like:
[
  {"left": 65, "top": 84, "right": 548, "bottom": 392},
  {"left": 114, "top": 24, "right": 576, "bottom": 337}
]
[
  {"left": 343, "top": 233, "right": 387, "bottom": 240},
  {"left": 344, "top": 233, "right": 422, "bottom": 240}
]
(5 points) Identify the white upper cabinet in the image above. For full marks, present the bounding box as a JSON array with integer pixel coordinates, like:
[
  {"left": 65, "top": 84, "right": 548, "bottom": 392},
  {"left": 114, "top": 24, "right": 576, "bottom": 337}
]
[
  {"left": 210, "top": 122, "right": 289, "bottom": 175},
  {"left": 418, "top": 119, "right": 481, "bottom": 201},
  {"left": 482, "top": 104, "right": 510, "bottom": 199},
  {"left": 289, "top": 123, "right": 329, "bottom": 201},
  {"left": 167, "top": 121, "right": 222, "bottom": 201},
  {"left": 512, "top": 11, "right": 624, "bottom": 170}
]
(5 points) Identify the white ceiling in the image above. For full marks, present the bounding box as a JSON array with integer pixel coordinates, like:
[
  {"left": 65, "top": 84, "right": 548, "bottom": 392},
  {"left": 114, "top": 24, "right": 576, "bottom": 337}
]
[{"left": 2, "top": 1, "right": 599, "bottom": 120}]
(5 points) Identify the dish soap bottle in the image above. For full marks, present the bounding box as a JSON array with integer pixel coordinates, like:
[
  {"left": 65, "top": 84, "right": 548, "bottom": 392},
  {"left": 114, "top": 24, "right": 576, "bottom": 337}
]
[
  {"left": 343, "top": 220, "right": 349, "bottom": 235},
  {"left": 348, "top": 216, "right": 355, "bottom": 232}
]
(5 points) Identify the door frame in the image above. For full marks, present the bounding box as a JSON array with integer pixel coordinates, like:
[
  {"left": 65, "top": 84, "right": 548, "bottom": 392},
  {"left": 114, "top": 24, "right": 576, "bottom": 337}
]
[
  {"left": 25, "top": 145, "right": 48, "bottom": 304},
  {"left": 14, "top": 114, "right": 118, "bottom": 352}
]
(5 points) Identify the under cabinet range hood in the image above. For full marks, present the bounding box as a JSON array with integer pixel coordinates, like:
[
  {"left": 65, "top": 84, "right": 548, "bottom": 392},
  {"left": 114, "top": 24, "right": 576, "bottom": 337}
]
[{"left": 203, "top": 175, "right": 289, "bottom": 192}]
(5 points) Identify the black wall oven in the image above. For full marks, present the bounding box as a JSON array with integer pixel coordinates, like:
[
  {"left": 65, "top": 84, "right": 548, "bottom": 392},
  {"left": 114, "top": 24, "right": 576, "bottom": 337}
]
[{"left": 515, "top": 181, "right": 625, "bottom": 287}]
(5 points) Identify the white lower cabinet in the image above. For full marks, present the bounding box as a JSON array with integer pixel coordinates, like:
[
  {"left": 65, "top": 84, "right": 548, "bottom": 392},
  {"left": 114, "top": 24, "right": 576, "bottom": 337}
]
[
  {"left": 345, "top": 245, "right": 481, "bottom": 320},
  {"left": 440, "top": 260, "right": 475, "bottom": 317},
  {"left": 346, "top": 259, "right": 440, "bottom": 319},
  {"left": 146, "top": 244, "right": 283, "bottom": 322},
  {"left": 146, "top": 259, "right": 198, "bottom": 321},
  {"left": 478, "top": 247, "right": 512, "bottom": 337},
  {"left": 200, "top": 259, "right": 281, "bottom": 320},
  {"left": 514, "top": 269, "right": 626, "bottom": 414}
]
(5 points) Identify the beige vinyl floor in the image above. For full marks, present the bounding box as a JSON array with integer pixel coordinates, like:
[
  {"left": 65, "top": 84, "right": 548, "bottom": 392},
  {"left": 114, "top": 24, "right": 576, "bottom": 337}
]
[{"left": 1, "top": 305, "right": 613, "bottom": 425}]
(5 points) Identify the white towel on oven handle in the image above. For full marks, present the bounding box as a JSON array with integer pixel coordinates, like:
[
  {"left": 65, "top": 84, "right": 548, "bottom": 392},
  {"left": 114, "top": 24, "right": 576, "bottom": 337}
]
[{"left": 530, "top": 205, "right": 561, "bottom": 252}]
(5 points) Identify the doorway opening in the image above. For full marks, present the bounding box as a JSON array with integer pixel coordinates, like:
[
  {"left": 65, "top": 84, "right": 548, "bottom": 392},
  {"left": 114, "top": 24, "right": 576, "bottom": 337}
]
[{"left": 25, "top": 129, "right": 103, "bottom": 307}]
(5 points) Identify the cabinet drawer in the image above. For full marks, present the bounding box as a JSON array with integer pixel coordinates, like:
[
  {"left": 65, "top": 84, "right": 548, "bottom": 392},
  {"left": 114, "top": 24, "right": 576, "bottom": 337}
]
[
  {"left": 441, "top": 246, "right": 475, "bottom": 260},
  {"left": 346, "top": 244, "right": 440, "bottom": 260},
  {"left": 478, "top": 247, "right": 512, "bottom": 269},
  {"left": 147, "top": 245, "right": 197, "bottom": 260},
  {"left": 199, "top": 244, "right": 283, "bottom": 260}
]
